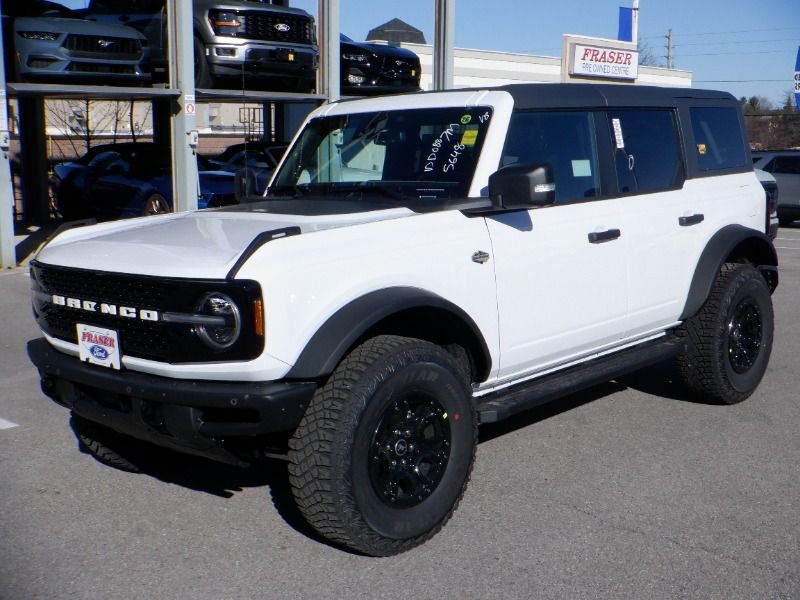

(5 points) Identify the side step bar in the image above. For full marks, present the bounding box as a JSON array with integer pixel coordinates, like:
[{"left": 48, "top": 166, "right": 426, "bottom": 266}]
[{"left": 477, "top": 336, "right": 686, "bottom": 424}]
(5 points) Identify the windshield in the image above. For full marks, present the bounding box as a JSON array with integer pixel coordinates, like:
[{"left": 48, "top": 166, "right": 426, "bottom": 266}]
[{"left": 270, "top": 106, "right": 493, "bottom": 201}]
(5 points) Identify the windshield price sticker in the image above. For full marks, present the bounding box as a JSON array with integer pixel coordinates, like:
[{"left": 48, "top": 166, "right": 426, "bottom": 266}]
[
  {"left": 77, "top": 323, "right": 121, "bottom": 369},
  {"left": 461, "top": 127, "right": 479, "bottom": 147}
]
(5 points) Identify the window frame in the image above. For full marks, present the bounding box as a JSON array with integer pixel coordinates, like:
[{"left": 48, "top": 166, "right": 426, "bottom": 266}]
[{"left": 604, "top": 107, "right": 687, "bottom": 197}]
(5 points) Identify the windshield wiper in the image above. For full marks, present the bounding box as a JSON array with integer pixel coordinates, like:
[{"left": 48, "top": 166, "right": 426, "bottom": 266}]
[
  {"left": 331, "top": 182, "right": 408, "bottom": 202},
  {"left": 268, "top": 183, "right": 313, "bottom": 199}
]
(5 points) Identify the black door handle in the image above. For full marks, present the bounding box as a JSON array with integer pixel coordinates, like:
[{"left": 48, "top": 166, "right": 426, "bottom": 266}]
[
  {"left": 679, "top": 213, "right": 704, "bottom": 226},
  {"left": 588, "top": 229, "right": 621, "bottom": 244}
]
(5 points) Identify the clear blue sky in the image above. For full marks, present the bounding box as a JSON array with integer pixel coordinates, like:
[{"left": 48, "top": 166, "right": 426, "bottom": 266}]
[{"left": 62, "top": 0, "right": 800, "bottom": 107}]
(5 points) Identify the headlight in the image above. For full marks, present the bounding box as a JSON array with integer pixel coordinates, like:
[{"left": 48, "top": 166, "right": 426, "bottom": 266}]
[
  {"left": 342, "top": 53, "right": 368, "bottom": 63},
  {"left": 194, "top": 292, "right": 241, "bottom": 350},
  {"left": 18, "top": 31, "right": 59, "bottom": 41},
  {"left": 208, "top": 10, "right": 244, "bottom": 35}
]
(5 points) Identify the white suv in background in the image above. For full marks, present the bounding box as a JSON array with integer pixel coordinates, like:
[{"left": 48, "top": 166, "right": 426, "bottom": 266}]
[{"left": 753, "top": 150, "right": 800, "bottom": 226}]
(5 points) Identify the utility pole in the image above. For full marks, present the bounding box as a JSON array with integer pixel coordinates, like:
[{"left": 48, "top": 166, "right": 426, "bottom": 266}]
[
  {"left": 632, "top": 0, "right": 639, "bottom": 46},
  {"left": 664, "top": 29, "right": 674, "bottom": 69}
]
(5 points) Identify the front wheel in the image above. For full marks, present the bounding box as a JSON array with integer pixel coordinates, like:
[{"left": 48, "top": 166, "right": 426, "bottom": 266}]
[
  {"left": 676, "top": 262, "right": 774, "bottom": 404},
  {"left": 288, "top": 335, "right": 476, "bottom": 556}
]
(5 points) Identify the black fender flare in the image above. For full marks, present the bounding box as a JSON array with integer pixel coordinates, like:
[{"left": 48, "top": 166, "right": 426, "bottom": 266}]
[
  {"left": 285, "top": 287, "right": 492, "bottom": 381},
  {"left": 679, "top": 225, "right": 778, "bottom": 320}
]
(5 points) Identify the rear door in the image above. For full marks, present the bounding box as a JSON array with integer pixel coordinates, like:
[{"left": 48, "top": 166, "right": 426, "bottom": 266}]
[{"left": 486, "top": 110, "right": 629, "bottom": 381}]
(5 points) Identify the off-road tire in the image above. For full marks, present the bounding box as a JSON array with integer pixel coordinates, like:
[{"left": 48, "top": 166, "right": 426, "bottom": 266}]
[
  {"left": 70, "top": 413, "right": 142, "bottom": 473},
  {"left": 288, "top": 335, "right": 477, "bottom": 556},
  {"left": 676, "top": 262, "right": 774, "bottom": 404}
]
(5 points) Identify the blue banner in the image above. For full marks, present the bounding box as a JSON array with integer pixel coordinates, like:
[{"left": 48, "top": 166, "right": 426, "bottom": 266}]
[
  {"left": 618, "top": 7, "right": 633, "bottom": 42},
  {"left": 795, "top": 46, "right": 800, "bottom": 111}
]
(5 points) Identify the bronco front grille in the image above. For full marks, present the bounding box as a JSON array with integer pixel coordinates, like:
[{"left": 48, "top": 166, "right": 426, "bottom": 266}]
[
  {"left": 241, "top": 12, "right": 314, "bottom": 45},
  {"left": 30, "top": 262, "right": 263, "bottom": 364}
]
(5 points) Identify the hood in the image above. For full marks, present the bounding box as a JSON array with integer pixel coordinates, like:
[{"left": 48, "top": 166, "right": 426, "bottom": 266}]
[
  {"left": 36, "top": 202, "right": 415, "bottom": 279},
  {"left": 341, "top": 37, "right": 419, "bottom": 62},
  {"left": 14, "top": 16, "right": 146, "bottom": 39}
]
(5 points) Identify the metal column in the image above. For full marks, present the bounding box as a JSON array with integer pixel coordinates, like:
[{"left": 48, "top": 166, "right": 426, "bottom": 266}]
[
  {"left": 433, "top": 0, "right": 455, "bottom": 90},
  {"left": 167, "top": 0, "right": 199, "bottom": 213},
  {"left": 318, "top": 0, "right": 340, "bottom": 102},
  {"left": 0, "top": 9, "right": 14, "bottom": 268},
  {"left": 18, "top": 98, "right": 49, "bottom": 223}
]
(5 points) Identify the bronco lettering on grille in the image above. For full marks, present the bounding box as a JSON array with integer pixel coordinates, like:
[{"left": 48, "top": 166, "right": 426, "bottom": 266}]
[{"left": 51, "top": 294, "right": 159, "bottom": 321}]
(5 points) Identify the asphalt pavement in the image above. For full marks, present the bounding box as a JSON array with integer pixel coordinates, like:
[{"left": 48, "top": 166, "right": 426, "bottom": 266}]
[{"left": 1, "top": 227, "right": 799, "bottom": 600}]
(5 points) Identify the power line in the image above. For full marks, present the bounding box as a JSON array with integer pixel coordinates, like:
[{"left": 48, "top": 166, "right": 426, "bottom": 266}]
[
  {"left": 641, "top": 26, "right": 800, "bottom": 40},
  {"left": 694, "top": 79, "right": 791, "bottom": 83},
  {"left": 680, "top": 49, "right": 793, "bottom": 57},
  {"left": 675, "top": 38, "right": 800, "bottom": 47}
]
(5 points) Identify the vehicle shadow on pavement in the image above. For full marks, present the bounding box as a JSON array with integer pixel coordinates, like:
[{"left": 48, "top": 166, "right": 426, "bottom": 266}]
[
  {"left": 478, "top": 381, "right": 626, "bottom": 444},
  {"left": 73, "top": 430, "right": 339, "bottom": 550},
  {"left": 617, "top": 359, "right": 711, "bottom": 403},
  {"left": 478, "top": 359, "right": 704, "bottom": 444}
]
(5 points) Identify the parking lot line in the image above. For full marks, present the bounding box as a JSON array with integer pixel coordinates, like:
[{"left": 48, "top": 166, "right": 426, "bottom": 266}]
[{"left": 0, "top": 417, "right": 19, "bottom": 430}]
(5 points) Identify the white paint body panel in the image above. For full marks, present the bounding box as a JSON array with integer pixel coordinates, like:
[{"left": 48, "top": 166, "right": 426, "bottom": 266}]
[{"left": 31, "top": 89, "right": 768, "bottom": 392}]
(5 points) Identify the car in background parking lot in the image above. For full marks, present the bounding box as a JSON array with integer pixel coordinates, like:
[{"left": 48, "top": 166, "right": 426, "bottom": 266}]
[
  {"left": 2, "top": 0, "right": 148, "bottom": 83},
  {"left": 753, "top": 150, "right": 800, "bottom": 226},
  {"left": 53, "top": 142, "right": 236, "bottom": 220}
]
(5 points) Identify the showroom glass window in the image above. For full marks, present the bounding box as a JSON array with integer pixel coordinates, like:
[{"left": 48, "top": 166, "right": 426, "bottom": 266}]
[
  {"left": 690, "top": 107, "right": 748, "bottom": 172},
  {"left": 500, "top": 111, "right": 601, "bottom": 203},
  {"left": 607, "top": 109, "right": 684, "bottom": 194}
]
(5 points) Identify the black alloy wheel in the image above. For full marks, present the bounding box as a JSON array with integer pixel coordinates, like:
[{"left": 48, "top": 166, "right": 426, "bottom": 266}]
[
  {"left": 368, "top": 393, "right": 451, "bottom": 508},
  {"left": 726, "top": 298, "right": 762, "bottom": 374}
]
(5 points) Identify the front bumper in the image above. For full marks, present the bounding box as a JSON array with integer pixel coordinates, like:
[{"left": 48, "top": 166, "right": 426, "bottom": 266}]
[
  {"left": 28, "top": 338, "right": 316, "bottom": 465},
  {"left": 207, "top": 42, "right": 317, "bottom": 80}
]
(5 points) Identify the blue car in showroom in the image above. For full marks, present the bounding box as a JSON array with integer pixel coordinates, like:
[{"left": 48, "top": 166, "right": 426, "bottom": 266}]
[{"left": 53, "top": 142, "right": 236, "bottom": 221}]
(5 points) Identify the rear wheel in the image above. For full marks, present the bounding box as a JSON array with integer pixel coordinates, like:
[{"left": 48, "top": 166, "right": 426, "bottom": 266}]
[
  {"left": 779, "top": 217, "right": 794, "bottom": 227},
  {"left": 142, "top": 193, "right": 169, "bottom": 216},
  {"left": 288, "top": 335, "right": 476, "bottom": 556},
  {"left": 676, "top": 262, "right": 774, "bottom": 404}
]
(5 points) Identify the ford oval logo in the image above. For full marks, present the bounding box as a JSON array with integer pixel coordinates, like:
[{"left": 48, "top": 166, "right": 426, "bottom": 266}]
[
  {"left": 90, "top": 345, "right": 109, "bottom": 360},
  {"left": 274, "top": 23, "right": 291, "bottom": 32}
]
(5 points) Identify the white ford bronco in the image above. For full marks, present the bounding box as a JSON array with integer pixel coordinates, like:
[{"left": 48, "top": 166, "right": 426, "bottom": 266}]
[{"left": 28, "top": 84, "right": 778, "bottom": 556}]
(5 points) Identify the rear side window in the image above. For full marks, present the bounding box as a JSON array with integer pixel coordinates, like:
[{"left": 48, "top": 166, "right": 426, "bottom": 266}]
[
  {"left": 607, "top": 109, "right": 684, "bottom": 195},
  {"left": 690, "top": 107, "right": 747, "bottom": 171},
  {"left": 766, "top": 156, "right": 800, "bottom": 174},
  {"left": 501, "top": 111, "right": 601, "bottom": 203}
]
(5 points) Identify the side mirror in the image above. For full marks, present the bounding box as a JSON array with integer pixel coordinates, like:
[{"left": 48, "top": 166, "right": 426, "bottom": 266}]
[{"left": 488, "top": 163, "right": 556, "bottom": 210}]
